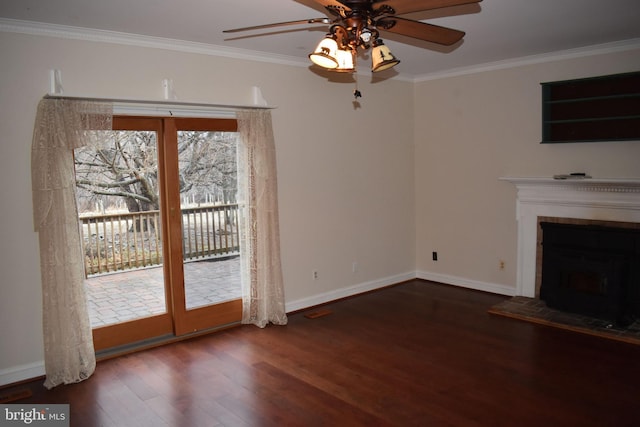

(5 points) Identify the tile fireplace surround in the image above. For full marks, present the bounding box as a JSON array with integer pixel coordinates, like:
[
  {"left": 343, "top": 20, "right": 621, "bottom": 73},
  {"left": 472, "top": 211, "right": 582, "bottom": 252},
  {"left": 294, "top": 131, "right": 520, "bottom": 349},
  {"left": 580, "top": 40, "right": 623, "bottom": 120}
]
[{"left": 501, "top": 177, "right": 640, "bottom": 298}]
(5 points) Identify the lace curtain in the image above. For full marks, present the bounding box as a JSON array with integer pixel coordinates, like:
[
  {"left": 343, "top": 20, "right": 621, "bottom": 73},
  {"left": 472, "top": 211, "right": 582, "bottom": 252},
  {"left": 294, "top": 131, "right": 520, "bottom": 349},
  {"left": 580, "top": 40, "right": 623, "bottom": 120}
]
[
  {"left": 237, "top": 109, "right": 288, "bottom": 327},
  {"left": 31, "top": 98, "right": 112, "bottom": 389}
]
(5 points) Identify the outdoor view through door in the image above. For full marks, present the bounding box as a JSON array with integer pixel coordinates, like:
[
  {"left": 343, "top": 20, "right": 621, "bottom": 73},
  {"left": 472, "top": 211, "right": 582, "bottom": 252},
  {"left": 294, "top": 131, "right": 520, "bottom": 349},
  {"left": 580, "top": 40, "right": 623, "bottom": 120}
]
[{"left": 74, "top": 116, "right": 242, "bottom": 350}]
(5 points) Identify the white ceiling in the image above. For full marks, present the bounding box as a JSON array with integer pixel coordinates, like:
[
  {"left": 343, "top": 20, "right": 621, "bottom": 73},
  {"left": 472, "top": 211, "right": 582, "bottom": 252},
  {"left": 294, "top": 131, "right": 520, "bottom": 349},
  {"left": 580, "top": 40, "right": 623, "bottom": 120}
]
[{"left": 1, "top": 0, "right": 640, "bottom": 79}]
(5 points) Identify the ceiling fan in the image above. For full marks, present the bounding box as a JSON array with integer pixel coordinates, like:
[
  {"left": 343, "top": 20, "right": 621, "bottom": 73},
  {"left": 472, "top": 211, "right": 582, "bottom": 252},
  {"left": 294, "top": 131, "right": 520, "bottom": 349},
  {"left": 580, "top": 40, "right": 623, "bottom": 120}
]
[{"left": 224, "top": 0, "right": 482, "bottom": 77}]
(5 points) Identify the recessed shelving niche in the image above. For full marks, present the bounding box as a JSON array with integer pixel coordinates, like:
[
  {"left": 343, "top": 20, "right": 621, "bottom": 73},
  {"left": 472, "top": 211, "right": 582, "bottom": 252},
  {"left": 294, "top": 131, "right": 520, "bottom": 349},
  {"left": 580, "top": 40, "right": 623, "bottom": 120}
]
[{"left": 541, "top": 71, "right": 640, "bottom": 143}]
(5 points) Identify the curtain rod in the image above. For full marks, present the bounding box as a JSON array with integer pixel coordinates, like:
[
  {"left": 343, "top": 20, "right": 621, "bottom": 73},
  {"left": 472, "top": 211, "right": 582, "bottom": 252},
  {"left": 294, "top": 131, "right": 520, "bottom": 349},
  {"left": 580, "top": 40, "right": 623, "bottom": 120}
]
[{"left": 43, "top": 94, "right": 277, "bottom": 110}]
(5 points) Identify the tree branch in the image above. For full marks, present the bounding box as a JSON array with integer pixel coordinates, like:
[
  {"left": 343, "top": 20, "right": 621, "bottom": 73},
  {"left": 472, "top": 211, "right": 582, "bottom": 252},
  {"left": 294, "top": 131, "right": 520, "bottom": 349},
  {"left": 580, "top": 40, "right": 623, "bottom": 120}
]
[
  {"left": 75, "top": 178, "right": 140, "bottom": 188},
  {"left": 75, "top": 185, "right": 152, "bottom": 203}
]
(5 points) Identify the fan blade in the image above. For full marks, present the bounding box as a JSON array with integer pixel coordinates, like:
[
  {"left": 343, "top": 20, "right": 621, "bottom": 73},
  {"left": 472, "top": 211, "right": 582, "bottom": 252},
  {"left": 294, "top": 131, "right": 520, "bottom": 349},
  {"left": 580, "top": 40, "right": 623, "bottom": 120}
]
[
  {"left": 311, "top": 0, "right": 353, "bottom": 18},
  {"left": 379, "top": 0, "right": 481, "bottom": 15},
  {"left": 311, "top": 0, "right": 352, "bottom": 11},
  {"left": 377, "top": 16, "right": 464, "bottom": 45},
  {"left": 223, "top": 18, "right": 330, "bottom": 33}
]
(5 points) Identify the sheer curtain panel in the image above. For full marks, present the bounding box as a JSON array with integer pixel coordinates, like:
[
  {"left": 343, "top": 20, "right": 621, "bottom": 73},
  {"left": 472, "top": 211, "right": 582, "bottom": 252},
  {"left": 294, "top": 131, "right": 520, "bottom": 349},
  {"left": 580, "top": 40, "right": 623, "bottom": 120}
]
[
  {"left": 31, "top": 98, "right": 112, "bottom": 388},
  {"left": 237, "top": 109, "right": 288, "bottom": 327}
]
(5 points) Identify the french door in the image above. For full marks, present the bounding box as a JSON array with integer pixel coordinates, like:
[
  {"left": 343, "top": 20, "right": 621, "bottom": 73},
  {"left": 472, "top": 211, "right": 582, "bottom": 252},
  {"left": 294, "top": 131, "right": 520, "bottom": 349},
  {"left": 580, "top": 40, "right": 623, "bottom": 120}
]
[
  {"left": 77, "top": 116, "right": 242, "bottom": 351},
  {"left": 166, "top": 118, "right": 242, "bottom": 336}
]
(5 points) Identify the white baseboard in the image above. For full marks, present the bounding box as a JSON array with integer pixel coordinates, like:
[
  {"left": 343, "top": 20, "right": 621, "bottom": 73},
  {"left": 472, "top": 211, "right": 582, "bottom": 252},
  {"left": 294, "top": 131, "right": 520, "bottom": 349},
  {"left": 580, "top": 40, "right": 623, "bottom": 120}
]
[
  {"left": 1, "top": 271, "right": 512, "bottom": 387},
  {"left": 285, "top": 270, "right": 515, "bottom": 314},
  {"left": 285, "top": 271, "right": 416, "bottom": 313},
  {"left": 0, "top": 361, "right": 45, "bottom": 388},
  {"left": 416, "top": 270, "right": 516, "bottom": 296}
]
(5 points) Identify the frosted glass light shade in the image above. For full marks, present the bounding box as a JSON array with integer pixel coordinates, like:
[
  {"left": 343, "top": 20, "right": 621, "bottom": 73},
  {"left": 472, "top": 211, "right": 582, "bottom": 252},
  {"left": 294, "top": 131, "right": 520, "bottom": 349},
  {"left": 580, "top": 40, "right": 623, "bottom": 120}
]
[
  {"left": 371, "top": 40, "right": 400, "bottom": 72},
  {"left": 333, "top": 49, "right": 355, "bottom": 73},
  {"left": 309, "top": 36, "right": 339, "bottom": 69}
]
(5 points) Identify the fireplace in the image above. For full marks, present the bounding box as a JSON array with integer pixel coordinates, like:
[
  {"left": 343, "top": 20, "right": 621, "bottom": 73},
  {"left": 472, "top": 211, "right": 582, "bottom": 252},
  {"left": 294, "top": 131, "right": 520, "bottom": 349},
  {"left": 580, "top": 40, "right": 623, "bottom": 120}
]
[
  {"left": 539, "top": 221, "right": 640, "bottom": 326},
  {"left": 501, "top": 176, "right": 640, "bottom": 303}
]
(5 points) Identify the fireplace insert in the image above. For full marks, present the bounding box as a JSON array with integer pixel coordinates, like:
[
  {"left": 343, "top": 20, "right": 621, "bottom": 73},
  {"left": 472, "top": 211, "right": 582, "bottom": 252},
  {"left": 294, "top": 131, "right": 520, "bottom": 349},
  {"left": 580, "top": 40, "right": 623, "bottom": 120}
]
[{"left": 540, "top": 222, "right": 640, "bottom": 326}]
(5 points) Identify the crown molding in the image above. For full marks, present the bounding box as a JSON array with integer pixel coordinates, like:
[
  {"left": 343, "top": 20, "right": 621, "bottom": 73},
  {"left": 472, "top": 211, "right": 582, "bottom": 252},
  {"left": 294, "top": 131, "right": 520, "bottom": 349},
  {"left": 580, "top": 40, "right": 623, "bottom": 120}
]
[
  {"left": 0, "top": 18, "right": 414, "bottom": 81},
  {"left": 0, "top": 18, "right": 308, "bottom": 68},
  {"left": 2, "top": 18, "right": 638, "bottom": 83},
  {"left": 414, "top": 38, "right": 640, "bottom": 82}
]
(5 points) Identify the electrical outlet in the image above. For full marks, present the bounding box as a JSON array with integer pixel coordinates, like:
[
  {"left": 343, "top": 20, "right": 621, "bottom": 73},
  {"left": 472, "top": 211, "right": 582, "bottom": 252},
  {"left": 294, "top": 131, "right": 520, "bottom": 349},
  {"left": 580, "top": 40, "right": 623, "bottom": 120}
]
[
  {"left": 313, "top": 270, "right": 319, "bottom": 280},
  {"left": 352, "top": 261, "right": 358, "bottom": 273},
  {"left": 499, "top": 260, "right": 505, "bottom": 270},
  {"left": 432, "top": 252, "right": 438, "bottom": 261}
]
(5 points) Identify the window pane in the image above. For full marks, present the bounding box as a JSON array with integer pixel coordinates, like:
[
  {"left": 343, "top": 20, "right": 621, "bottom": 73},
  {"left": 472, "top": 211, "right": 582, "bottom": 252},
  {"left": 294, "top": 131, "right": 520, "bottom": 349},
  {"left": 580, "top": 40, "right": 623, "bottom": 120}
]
[
  {"left": 75, "top": 130, "right": 167, "bottom": 327},
  {"left": 177, "top": 130, "right": 242, "bottom": 310}
]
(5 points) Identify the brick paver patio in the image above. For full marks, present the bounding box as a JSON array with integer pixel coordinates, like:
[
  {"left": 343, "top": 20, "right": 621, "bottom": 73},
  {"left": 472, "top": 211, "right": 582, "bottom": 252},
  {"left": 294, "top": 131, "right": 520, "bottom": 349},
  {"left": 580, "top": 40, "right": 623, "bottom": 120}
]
[{"left": 85, "top": 256, "right": 241, "bottom": 328}]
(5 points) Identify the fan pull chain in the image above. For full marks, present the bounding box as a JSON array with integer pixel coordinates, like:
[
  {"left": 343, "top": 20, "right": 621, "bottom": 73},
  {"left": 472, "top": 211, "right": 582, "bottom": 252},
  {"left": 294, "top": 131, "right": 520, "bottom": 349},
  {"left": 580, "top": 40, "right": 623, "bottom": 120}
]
[{"left": 353, "top": 74, "right": 362, "bottom": 99}]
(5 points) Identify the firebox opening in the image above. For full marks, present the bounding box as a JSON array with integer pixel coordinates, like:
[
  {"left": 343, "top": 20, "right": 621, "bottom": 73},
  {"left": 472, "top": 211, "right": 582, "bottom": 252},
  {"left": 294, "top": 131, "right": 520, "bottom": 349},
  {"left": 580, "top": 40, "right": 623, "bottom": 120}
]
[
  {"left": 539, "top": 220, "right": 640, "bottom": 328},
  {"left": 566, "top": 271, "right": 604, "bottom": 295}
]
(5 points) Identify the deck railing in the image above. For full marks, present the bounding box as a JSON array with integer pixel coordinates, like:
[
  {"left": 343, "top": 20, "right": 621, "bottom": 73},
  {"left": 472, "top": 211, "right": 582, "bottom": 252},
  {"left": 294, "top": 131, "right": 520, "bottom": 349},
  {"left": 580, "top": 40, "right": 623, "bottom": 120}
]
[{"left": 80, "top": 203, "right": 240, "bottom": 276}]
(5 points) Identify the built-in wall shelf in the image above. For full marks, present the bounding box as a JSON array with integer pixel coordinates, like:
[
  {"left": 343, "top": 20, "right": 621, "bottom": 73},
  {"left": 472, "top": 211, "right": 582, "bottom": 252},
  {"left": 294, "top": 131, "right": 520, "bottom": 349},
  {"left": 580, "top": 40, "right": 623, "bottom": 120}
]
[{"left": 541, "top": 71, "right": 640, "bottom": 143}]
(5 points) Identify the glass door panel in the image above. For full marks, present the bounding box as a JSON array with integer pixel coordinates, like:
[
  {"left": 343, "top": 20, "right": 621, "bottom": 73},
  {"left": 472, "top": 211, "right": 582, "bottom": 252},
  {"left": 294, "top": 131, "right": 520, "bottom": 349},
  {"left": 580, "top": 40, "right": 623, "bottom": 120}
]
[
  {"left": 165, "top": 118, "right": 242, "bottom": 336},
  {"left": 75, "top": 117, "right": 173, "bottom": 350},
  {"left": 177, "top": 129, "right": 242, "bottom": 310}
]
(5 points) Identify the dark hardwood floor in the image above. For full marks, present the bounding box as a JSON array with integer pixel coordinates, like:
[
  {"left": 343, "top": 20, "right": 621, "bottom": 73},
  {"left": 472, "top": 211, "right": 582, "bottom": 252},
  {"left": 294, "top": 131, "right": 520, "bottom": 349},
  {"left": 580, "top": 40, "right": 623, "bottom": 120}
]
[{"left": 8, "top": 280, "right": 640, "bottom": 426}]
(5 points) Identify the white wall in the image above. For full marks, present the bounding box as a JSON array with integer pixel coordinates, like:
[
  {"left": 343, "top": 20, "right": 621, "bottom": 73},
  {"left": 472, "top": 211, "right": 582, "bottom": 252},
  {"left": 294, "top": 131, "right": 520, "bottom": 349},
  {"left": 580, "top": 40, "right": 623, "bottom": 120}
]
[
  {"left": 3, "top": 29, "right": 639, "bottom": 386},
  {"left": 414, "top": 47, "right": 640, "bottom": 294},
  {"left": 0, "top": 32, "right": 415, "bottom": 385}
]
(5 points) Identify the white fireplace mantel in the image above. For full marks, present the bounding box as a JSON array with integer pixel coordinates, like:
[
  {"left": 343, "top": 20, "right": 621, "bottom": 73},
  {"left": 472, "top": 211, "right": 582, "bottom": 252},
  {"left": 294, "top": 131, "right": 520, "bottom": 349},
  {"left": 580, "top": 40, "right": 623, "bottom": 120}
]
[{"left": 500, "top": 177, "right": 640, "bottom": 297}]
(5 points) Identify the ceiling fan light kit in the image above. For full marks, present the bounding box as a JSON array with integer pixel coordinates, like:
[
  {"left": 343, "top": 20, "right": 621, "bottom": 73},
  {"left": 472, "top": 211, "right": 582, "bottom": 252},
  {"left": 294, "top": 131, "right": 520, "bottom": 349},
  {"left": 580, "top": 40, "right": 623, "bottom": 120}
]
[
  {"left": 225, "top": 0, "right": 481, "bottom": 93},
  {"left": 309, "top": 24, "right": 398, "bottom": 73}
]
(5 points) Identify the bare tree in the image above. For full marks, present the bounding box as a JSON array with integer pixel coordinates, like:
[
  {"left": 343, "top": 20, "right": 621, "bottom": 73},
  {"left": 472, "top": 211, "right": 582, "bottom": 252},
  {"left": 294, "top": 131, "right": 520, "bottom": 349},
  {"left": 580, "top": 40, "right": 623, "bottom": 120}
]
[
  {"left": 177, "top": 131, "right": 238, "bottom": 204},
  {"left": 74, "top": 130, "right": 238, "bottom": 229}
]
